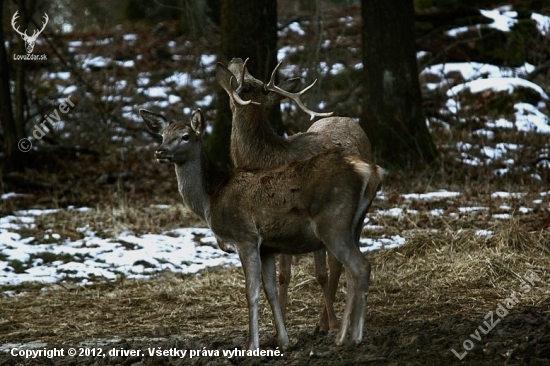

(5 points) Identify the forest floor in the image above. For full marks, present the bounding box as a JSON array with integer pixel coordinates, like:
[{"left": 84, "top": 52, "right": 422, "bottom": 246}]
[
  {"left": 0, "top": 232, "right": 549, "bottom": 365},
  {"left": 1, "top": 3, "right": 550, "bottom": 365}
]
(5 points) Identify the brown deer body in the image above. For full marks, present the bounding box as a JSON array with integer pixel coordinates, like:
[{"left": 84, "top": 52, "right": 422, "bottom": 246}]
[
  {"left": 139, "top": 108, "right": 384, "bottom": 350},
  {"left": 216, "top": 59, "right": 373, "bottom": 332}
]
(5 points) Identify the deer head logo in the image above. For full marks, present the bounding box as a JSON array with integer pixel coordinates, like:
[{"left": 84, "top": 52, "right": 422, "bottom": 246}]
[{"left": 11, "top": 11, "right": 49, "bottom": 54}]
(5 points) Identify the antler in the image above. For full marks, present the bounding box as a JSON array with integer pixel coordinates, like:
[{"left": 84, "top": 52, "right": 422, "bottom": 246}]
[
  {"left": 230, "top": 58, "right": 260, "bottom": 106},
  {"left": 11, "top": 12, "right": 48, "bottom": 39},
  {"left": 33, "top": 13, "right": 49, "bottom": 38},
  {"left": 11, "top": 11, "right": 27, "bottom": 38},
  {"left": 265, "top": 62, "right": 334, "bottom": 121}
]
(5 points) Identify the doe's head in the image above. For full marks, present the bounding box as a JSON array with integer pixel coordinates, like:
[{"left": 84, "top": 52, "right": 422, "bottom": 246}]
[{"left": 139, "top": 108, "right": 205, "bottom": 164}]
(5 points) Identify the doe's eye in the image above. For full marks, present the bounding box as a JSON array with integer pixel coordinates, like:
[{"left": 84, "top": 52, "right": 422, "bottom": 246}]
[{"left": 181, "top": 134, "right": 190, "bottom": 141}]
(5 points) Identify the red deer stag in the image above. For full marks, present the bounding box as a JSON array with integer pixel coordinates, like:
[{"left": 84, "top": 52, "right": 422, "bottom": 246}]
[
  {"left": 216, "top": 58, "right": 373, "bottom": 332},
  {"left": 139, "top": 108, "right": 384, "bottom": 350}
]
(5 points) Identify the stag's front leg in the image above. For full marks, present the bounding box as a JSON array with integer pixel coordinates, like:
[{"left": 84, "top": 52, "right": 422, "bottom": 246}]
[
  {"left": 238, "top": 246, "right": 262, "bottom": 350},
  {"left": 261, "top": 252, "right": 289, "bottom": 349}
]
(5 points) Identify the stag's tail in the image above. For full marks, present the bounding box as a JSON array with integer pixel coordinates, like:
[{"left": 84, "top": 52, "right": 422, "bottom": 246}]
[{"left": 345, "top": 157, "right": 386, "bottom": 242}]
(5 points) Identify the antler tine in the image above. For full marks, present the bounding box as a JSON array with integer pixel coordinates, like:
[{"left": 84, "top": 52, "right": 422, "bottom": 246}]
[
  {"left": 11, "top": 11, "right": 27, "bottom": 37},
  {"left": 266, "top": 61, "right": 283, "bottom": 90},
  {"left": 31, "top": 13, "right": 49, "bottom": 38},
  {"left": 264, "top": 64, "right": 334, "bottom": 121},
  {"left": 230, "top": 76, "right": 260, "bottom": 106},
  {"left": 298, "top": 79, "right": 317, "bottom": 95},
  {"left": 38, "top": 13, "right": 49, "bottom": 33},
  {"left": 229, "top": 58, "right": 260, "bottom": 106},
  {"left": 240, "top": 58, "right": 250, "bottom": 87}
]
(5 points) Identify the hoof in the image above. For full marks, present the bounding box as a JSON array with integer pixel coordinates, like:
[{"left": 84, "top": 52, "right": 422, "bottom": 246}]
[
  {"left": 317, "top": 318, "right": 340, "bottom": 333},
  {"left": 335, "top": 337, "right": 362, "bottom": 348},
  {"left": 260, "top": 333, "right": 288, "bottom": 350},
  {"left": 278, "top": 339, "right": 289, "bottom": 351}
]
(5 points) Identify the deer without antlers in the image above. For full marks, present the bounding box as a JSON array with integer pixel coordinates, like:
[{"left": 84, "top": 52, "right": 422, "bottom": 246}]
[
  {"left": 11, "top": 11, "right": 49, "bottom": 53},
  {"left": 140, "top": 108, "right": 384, "bottom": 349},
  {"left": 216, "top": 58, "right": 374, "bottom": 333}
]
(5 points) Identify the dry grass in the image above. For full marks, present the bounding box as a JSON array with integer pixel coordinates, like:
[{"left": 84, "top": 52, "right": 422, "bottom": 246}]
[
  {"left": 1, "top": 220, "right": 547, "bottom": 346},
  {"left": 22, "top": 201, "right": 204, "bottom": 241},
  {"left": 369, "top": 221, "right": 549, "bottom": 321}
]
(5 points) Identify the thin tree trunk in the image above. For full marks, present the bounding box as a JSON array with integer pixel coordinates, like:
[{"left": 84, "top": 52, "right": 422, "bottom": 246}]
[
  {"left": 0, "top": 1, "right": 28, "bottom": 172},
  {"left": 208, "top": 0, "right": 280, "bottom": 167},
  {"left": 361, "top": 0, "right": 438, "bottom": 168}
]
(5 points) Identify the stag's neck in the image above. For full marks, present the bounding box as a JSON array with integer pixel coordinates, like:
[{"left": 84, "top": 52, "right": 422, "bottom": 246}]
[
  {"left": 231, "top": 106, "right": 289, "bottom": 169},
  {"left": 174, "top": 148, "right": 224, "bottom": 224}
]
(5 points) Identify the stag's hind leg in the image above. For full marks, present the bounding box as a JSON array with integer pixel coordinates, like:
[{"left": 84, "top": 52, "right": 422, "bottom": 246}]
[
  {"left": 313, "top": 224, "right": 371, "bottom": 346},
  {"left": 315, "top": 250, "right": 342, "bottom": 332},
  {"left": 333, "top": 245, "right": 370, "bottom": 346}
]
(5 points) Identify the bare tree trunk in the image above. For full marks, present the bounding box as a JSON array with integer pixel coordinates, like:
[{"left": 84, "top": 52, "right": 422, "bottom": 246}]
[
  {"left": 207, "top": 0, "right": 280, "bottom": 167},
  {"left": 361, "top": 0, "right": 438, "bottom": 168},
  {"left": 180, "top": 0, "right": 211, "bottom": 37},
  {"left": 0, "top": 1, "right": 29, "bottom": 172}
]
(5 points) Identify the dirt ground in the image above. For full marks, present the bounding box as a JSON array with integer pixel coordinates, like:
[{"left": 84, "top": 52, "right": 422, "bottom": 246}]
[
  {"left": 1, "top": 235, "right": 549, "bottom": 366},
  {"left": 1, "top": 303, "right": 549, "bottom": 365}
]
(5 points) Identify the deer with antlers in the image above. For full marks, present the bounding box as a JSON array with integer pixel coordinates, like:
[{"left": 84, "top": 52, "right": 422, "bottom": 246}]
[
  {"left": 11, "top": 11, "right": 49, "bottom": 54},
  {"left": 216, "top": 58, "right": 373, "bottom": 333},
  {"left": 139, "top": 108, "right": 384, "bottom": 349}
]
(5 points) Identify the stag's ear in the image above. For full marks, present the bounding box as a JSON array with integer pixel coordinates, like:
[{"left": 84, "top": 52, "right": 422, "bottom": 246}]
[
  {"left": 190, "top": 108, "right": 206, "bottom": 137},
  {"left": 215, "top": 63, "right": 239, "bottom": 96},
  {"left": 139, "top": 109, "right": 171, "bottom": 135},
  {"left": 266, "top": 78, "right": 301, "bottom": 107}
]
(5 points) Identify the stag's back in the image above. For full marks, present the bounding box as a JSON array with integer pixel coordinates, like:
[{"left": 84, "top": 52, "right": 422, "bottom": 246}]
[
  {"left": 209, "top": 150, "right": 382, "bottom": 253},
  {"left": 306, "top": 117, "right": 373, "bottom": 162}
]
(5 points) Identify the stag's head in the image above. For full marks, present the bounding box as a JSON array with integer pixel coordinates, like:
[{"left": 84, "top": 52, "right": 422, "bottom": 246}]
[
  {"left": 139, "top": 109, "right": 205, "bottom": 165},
  {"left": 11, "top": 11, "right": 49, "bottom": 53},
  {"left": 216, "top": 58, "right": 333, "bottom": 120},
  {"left": 216, "top": 58, "right": 299, "bottom": 111}
]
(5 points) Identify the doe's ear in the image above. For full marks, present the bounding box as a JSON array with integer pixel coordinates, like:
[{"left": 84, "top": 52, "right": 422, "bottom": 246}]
[
  {"left": 139, "top": 109, "right": 171, "bottom": 135},
  {"left": 190, "top": 108, "right": 206, "bottom": 137},
  {"left": 215, "top": 63, "right": 238, "bottom": 96}
]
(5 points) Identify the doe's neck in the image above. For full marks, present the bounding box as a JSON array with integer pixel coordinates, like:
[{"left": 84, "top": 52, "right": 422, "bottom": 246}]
[{"left": 173, "top": 147, "right": 223, "bottom": 223}]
